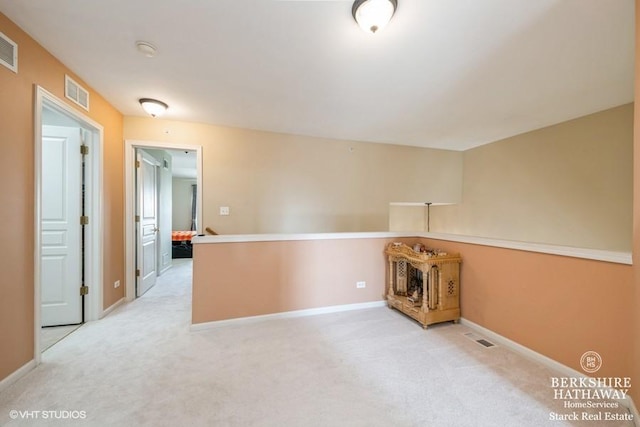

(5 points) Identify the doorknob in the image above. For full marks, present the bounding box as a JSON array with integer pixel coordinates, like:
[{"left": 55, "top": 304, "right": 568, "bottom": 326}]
[{"left": 154, "top": 227, "right": 159, "bottom": 233}]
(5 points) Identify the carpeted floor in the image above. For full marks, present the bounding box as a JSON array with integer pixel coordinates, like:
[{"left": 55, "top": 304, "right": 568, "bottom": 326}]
[
  {"left": 0, "top": 259, "right": 634, "bottom": 426},
  {"left": 40, "top": 325, "right": 81, "bottom": 352}
]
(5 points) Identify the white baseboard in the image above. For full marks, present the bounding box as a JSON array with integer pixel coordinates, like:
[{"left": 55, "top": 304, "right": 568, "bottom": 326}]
[
  {"left": 0, "top": 360, "right": 36, "bottom": 394},
  {"left": 190, "top": 300, "right": 387, "bottom": 332},
  {"left": 460, "top": 318, "right": 638, "bottom": 425},
  {"left": 159, "top": 263, "right": 172, "bottom": 276},
  {"left": 101, "top": 297, "right": 125, "bottom": 318}
]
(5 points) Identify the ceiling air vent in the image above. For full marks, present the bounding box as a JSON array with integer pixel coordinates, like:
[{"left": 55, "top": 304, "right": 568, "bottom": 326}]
[
  {"left": 0, "top": 31, "right": 18, "bottom": 73},
  {"left": 65, "top": 75, "right": 90, "bottom": 111}
]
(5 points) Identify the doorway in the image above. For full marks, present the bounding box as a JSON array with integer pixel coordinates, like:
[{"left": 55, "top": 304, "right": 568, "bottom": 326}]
[
  {"left": 34, "top": 86, "right": 103, "bottom": 360},
  {"left": 124, "top": 140, "right": 202, "bottom": 302}
]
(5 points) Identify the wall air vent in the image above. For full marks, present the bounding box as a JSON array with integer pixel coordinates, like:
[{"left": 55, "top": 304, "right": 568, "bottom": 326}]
[
  {"left": 0, "top": 31, "right": 18, "bottom": 73},
  {"left": 65, "top": 75, "right": 90, "bottom": 111}
]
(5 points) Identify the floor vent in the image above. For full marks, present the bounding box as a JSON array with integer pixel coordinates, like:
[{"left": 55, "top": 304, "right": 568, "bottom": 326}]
[
  {"left": 65, "top": 75, "right": 90, "bottom": 111},
  {"left": 463, "top": 332, "right": 497, "bottom": 348},
  {"left": 0, "top": 31, "right": 18, "bottom": 73}
]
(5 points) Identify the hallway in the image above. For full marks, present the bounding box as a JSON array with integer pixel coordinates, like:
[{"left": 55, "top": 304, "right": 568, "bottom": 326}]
[{"left": 1, "top": 259, "right": 194, "bottom": 425}]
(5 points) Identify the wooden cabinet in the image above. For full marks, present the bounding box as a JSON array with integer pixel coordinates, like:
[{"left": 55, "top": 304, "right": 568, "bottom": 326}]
[{"left": 385, "top": 243, "right": 461, "bottom": 329}]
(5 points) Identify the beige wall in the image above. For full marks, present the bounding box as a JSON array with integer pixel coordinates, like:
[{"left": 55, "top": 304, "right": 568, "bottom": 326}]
[
  {"left": 124, "top": 118, "right": 463, "bottom": 234},
  {"left": 0, "top": 13, "right": 124, "bottom": 381},
  {"left": 172, "top": 178, "right": 196, "bottom": 231},
  {"left": 431, "top": 104, "right": 633, "bottom": 251}
]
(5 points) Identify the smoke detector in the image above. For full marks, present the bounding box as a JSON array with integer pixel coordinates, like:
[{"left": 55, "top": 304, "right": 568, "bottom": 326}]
[{"left": 135, "top": 41, "right": 157, "bottom": 58}]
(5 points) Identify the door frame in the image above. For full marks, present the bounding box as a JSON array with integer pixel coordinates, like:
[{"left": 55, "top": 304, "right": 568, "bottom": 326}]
[
  {"left": 124, "top": 140, "right": 203, "bottom": 302},
  {"left": 34, "top": 85, "right": 104, "bottom": 363}
]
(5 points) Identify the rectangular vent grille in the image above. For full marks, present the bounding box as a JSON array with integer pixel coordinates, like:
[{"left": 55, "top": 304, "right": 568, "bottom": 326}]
[
  {"left": 0, "top": 31, "right": 18, "bottom": 73},
  {"left": 65, "top": 75, "right": 90, "bottom": 111},
  {"left": 463, "top": 332, "right": 496, "bottom": 348}
]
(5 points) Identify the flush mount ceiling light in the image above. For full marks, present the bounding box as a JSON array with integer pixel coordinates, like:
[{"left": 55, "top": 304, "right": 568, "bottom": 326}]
[
  {"left": 352, "top": 0, "right": 397, "bottom": 34},
  {"left": 139, "top": 98, "right": 168, "bottom": 118}
]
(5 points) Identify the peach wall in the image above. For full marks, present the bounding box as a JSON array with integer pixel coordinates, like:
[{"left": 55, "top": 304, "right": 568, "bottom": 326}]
[
  {"left": 192, "top": 237, "right": 413, "bottom": 324},
  {"left": 631, "top": 0, "right": 640, "bottom": 407},
  {"left": 422, "top": 238, "right": 634, "bottom": 381},
  {"left": 193, "top": 235, "right": 633, "bottom": 382},
  {"left": 0, "top": 13, "right": 124, "bottom": 382}
]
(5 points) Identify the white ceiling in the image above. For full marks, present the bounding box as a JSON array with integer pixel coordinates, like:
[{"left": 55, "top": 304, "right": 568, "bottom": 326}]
[{"left": 0, "top": 0, "right": 634, "bottom": 151}]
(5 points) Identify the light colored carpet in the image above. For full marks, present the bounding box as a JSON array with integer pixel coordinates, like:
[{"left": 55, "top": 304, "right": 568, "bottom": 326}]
[
  {"left": 40, "top": 325, "right": 81, "bottom": 352},
  {"left": 0, "top": 259, "right": 634, "bottom": 426}
]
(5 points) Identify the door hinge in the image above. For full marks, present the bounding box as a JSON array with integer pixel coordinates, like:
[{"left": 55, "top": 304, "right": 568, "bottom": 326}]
[
  {"left": 80, "top": 145, "right": 89, "bottom": 155},
  {"left": 136, "top": 269, "right": 140, "bottom": 277},
  {"left": 136, "top": 160, "right": 141, "bottom": 168},
  {"left": 80, "top": 216, "right": 89, "bottom": 225},
  {"left": 135, "top": 215, "right": 140, "bottom": 223},
  {"left": 80, "top": 285, "right": 89, "bottom": 296}
]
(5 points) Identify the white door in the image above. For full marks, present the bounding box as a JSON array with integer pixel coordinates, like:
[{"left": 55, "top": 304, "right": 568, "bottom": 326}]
[
  {"left": 136, "top": 150, "right": 159, "bottom": 296},
  {"left": 41, "top": 126, "right": 83, "bottom": 326}
]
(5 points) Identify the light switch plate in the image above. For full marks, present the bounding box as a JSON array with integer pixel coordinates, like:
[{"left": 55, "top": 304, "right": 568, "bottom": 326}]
[{"left": 219, "top": 206, "right": 230, "bottom": 216}]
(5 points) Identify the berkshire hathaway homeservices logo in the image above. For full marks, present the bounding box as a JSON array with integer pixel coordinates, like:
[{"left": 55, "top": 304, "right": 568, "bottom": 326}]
[{"left": 580, "top": 351, "right": 603, "bottom": 374}]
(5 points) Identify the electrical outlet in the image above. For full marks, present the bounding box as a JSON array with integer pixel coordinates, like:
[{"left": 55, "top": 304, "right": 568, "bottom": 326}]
[
  {"left": 114, "top": 280, "right": 120, "bottom": 289},
  {"left": 219, "top": 206, "right": 230, "bottom": 216},
  {"left": 356, "top": 281, "right": 366, "bottom": 289}
]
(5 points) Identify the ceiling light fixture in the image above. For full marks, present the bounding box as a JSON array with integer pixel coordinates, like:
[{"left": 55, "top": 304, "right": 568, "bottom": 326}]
[
  {"left": 139, "top": 98, "right": 168, "bottom": 118},
  {"left": 352, "top": 0, "right": 397, "bottom": 34}
]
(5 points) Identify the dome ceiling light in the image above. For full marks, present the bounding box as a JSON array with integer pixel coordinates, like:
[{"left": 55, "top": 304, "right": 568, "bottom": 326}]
[
  {"left": 139, "top": 98, "right": 168, "bottom": 118},
  {"left": 352, "top": 0, "right": 398, "bottom": 34}
]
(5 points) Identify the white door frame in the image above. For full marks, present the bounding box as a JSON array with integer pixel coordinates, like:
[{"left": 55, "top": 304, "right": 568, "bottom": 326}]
[
  {"left": 124, "top": 140, "right": 203, "bottom": 302},
  {"left": 34, "top": 85, "right": 104, "bottom": 363}
]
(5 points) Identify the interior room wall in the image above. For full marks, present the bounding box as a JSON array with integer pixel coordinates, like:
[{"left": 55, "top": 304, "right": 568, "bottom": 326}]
[
  {"left": 630, "top": 0, "right": 640, "bottom": 408},
  {"left": 172, "top": 178, "right": 197, "bottom": 231},
  {"left": 144, "top": 149, "right": 173, "bottom": 273},
  {"left": 192, "top": 237, "right": 415, "bottom": 324},
  {"left": 431, "top": 104, "right": 633, "bottom": 251},
  {"left": 0, "top": 13, "right": 124, "bottom": 382},
  {"left": 421, "top": 237, "right": 633, "bottom": 384},
  {"left": 124, "top": 117, "right": 463, "bottom": 235}
]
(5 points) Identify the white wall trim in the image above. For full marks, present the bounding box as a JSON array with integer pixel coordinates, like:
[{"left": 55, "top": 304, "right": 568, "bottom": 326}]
[
  {"left": 193, "top": 231, "right": 416, "bottom": 245},
  {"left": 192, "top": 231, "right": 631, "bottom": 265},
  {"left": 460, "top": 318, "right": 638, "bottom": 420},
  {"left": 423, "top": 232, "right": 632, "bottom": 265},
  {"left": 190, "top": 300, "right": 386, "bottom": 331},
  {"left": 0, "top": 360, "right": 36, "bottom": 394},
  {"left": 125, "top": 139, "right": 203, "bottom": 302},
  {"left": 101, "top": 297, "right": 125, "bottom": 318},
  {"left": 159, "top": 264, "right": 172, "bottom": 276}
]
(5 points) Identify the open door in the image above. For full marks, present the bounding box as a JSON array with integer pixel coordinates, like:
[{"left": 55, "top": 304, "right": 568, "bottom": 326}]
[
  {"left": 41, "top": 125, "right": 83, "bottom": 326},
  {"left": 136, "top": 149, "right": 159, "bottom": 296}
]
